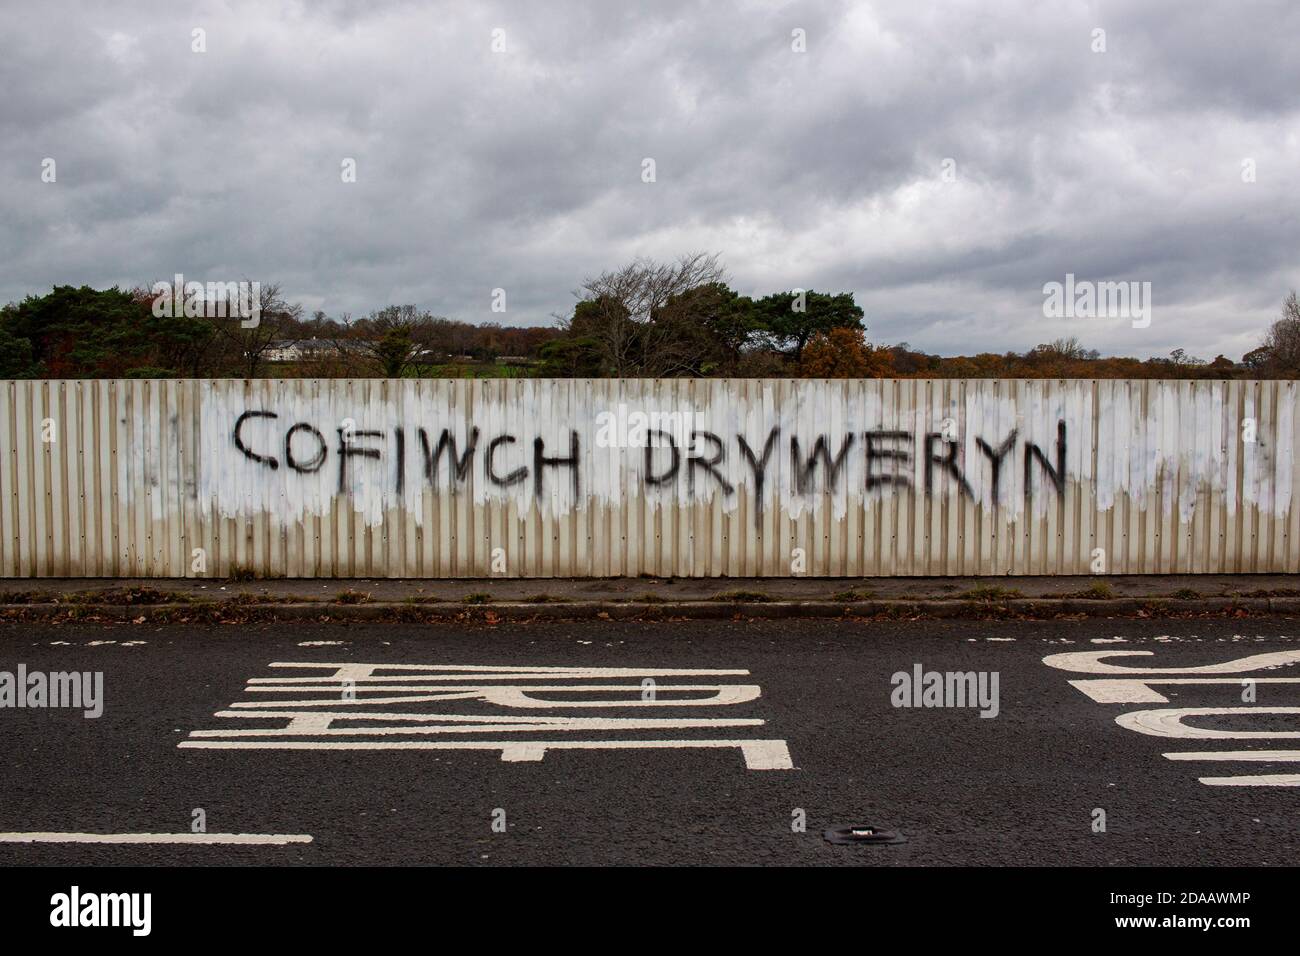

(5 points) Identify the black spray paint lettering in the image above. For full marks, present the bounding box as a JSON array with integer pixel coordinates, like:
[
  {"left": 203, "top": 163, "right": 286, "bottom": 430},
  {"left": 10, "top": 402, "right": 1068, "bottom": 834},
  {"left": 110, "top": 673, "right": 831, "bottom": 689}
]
[
  {"left": 865, "top": 429, "right": 912, "bottom": 491},
  {"left": 337, "top": 428, "right": 383, "bottom": 495},
  {"left": 791, "top": 434, "right": 854, "bottom": 495},
  {"left": 534, "top": 430, "right": 580, "bottom": 498},
  {"left": 229, "top": 413, "right": 1069, "bottom": 518},
  {"left": 419, "top": 427, "right": 479, "bottom": 489},
  {"left": 233, "top": 410, "right": 280, "bottom": 470},
  {"left": 234, "top": 413, "right": 580, "bottom": 497},
  {"left": 644, "top": 430, "right": 681, "bottom": 486},
  {"left": 975, "top": 430, "right": 1017, "bottom": 506},
  {"left": 926, "top": 433, "right": 974, "bottom": 499},
  {"left": 284, "top": 422, "right": 327, "bottom": 474},
  {"left": 648, "top": 430, "right": 737, "bottom": 496},
  {"left": 486, "top": 435, "right": 528, "bottom": 487},
  {"left": 1025, "top": 420, "right": 1067, "bottom": 496},
  {"left": 688, "top": 431, "right": 734, "bottom": 495},
  {"left": 737, "top": 427, "right": 780, "bottom": 516}
]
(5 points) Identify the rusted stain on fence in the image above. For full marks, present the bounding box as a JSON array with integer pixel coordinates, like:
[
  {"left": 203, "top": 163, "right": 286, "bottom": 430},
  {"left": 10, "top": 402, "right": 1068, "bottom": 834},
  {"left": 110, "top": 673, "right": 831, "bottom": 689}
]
[{"left": 1, "top": 378, "right": 1295, "bottom": 577}]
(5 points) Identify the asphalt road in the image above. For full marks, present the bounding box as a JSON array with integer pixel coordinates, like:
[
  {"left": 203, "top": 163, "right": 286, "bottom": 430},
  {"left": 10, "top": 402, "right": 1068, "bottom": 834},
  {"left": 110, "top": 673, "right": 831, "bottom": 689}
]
[{"left": 0, "top": 616, "right": 1297, "bottom": 866}]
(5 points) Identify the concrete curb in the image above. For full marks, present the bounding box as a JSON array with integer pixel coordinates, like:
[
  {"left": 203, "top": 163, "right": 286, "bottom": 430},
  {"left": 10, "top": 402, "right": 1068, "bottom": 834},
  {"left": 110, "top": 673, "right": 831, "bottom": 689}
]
[{"left": 0, "top": 595, "right": 1295, "bottom": 623}]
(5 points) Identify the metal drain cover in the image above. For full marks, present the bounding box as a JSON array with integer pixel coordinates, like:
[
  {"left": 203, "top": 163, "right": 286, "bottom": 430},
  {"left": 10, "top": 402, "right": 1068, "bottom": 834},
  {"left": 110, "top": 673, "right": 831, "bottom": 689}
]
[{"left": 823, "top": 825, "right": 906, "bottom": 846}]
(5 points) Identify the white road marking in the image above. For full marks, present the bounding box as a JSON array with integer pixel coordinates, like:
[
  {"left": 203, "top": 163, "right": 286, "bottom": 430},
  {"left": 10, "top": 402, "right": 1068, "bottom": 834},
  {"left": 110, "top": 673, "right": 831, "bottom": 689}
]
[
  {"left": 1168, "top": 750, "right": 1300, "bottom": 786},
  {"left": 1165, "top": 750, "right": 1300, "bottom": 761},
  {"left": 178, "top": 738, "right": 794, "bottom": 769},
  {"left": 192, "top": 713, "right": 764, "bottom": 736},
  {"left": 1047, "top": 646, "right": 1300, "bottom": 788},
  {"left": 260, "top": 663, "right": 751, "bottom": 678},
  {"left": 0, "top": 832, "right": 312, "bottom": 844},
  {"left": 1071, "top": 677, "right": 1300, "bottom": 704},
  {"left": 1116, "top": 706, "right": 1300, "bottom": 739},
  {"left": 1045, "top": 649, "right": 1300, "bottom": 675},
  {"left": 1197, "top": 775, "right": 1300, "bottom": 787},
  {"left": 238, "top": 684, "right": 761, "bottom": 708},
  {"left": 182, "top": 662, "right": 792, "bottom": 770}
]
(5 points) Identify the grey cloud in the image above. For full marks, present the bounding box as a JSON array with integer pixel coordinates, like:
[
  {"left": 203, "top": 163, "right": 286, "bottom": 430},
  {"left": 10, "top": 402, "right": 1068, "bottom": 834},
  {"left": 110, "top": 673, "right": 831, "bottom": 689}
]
[{"left": 1, "top": 0, "right": 1296, "bottom": 358}]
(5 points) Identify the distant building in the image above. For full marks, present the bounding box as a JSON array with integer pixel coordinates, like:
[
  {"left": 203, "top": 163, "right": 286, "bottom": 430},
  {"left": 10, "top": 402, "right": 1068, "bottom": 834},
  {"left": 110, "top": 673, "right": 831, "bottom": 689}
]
[{"left": 265, "top": 338, "right": 340, "bottom": 362}]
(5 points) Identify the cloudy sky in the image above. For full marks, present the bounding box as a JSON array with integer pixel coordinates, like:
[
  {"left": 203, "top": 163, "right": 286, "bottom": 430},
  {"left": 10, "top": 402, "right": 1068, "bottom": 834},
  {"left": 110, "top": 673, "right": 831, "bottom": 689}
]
[{"left": 2, "top": 0, "right": 1298, "bottom": 359}]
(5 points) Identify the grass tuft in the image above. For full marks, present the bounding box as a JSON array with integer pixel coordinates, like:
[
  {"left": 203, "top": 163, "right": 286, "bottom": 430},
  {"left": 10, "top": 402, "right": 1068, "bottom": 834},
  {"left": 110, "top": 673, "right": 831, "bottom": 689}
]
[
  {"left": 958, "top": 585, "right": 1023, "bottom": 601},
  {"left": 711, "top": 589, "right": 773, "bottom": 602},
  {"left": 1068, "top": 581, "right": 1114, "bottom": 600},
  {"left": 333, "top": 589, "right": 371, "bottom": 605}
]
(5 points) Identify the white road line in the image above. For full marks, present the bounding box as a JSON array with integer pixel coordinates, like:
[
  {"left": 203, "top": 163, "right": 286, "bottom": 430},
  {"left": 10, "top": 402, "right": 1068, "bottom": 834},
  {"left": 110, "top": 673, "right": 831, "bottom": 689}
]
[
  {"left": 242, "top": 683, "right": 752, "bottom": 693},
  {"left": 252, "top": 670, "right": 752, "bottom": 683},
  {"left": 234, "top": 685, "right": 762, "bottom": 708},
  {"left": 215, "top": 710, "right": 765, "bottom": 725},
  {"left": 178, "top": 738, "right": 795, "bottom": 770},
  {"left": 0, "top": 832, "right": 313, "bottom": 845},
  {"left": 266, "top": 663, "right": 751, "bottom": 676},
  {"left": 1165, "top": 750, "right": 1300, "bottom": 761},
  {"left": 192, "top": 715, "right": 764, "bottom": 736},
  {"left": 1197, "top": 775, "right": 1300, "bottom": 787}
]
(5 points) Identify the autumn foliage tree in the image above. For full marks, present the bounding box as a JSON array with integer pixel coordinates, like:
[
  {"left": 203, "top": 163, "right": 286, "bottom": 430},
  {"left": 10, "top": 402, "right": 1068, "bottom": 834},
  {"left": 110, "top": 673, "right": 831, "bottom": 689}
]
[{"left": 798, "top": 328, "right": 892, "bottom": 378}]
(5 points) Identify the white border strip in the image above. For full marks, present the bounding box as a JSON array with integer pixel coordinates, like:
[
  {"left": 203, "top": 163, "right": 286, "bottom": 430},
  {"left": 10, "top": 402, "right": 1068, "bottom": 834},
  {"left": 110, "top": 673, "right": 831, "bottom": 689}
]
[{"left": 0, "top": 832, "right": 313, "bottom": 845}]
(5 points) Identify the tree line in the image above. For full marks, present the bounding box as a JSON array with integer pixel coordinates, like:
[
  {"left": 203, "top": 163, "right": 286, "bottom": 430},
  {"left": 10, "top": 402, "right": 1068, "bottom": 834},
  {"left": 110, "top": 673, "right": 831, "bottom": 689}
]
[{"left": 2, "top": 256, "right": 1298, "bottom": 380}]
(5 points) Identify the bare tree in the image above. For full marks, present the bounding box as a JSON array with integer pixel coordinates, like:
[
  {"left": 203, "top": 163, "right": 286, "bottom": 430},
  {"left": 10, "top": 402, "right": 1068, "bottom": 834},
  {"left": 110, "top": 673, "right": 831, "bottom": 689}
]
[
  {"left": 568, "top": 252, "right": 726, "bottom": 376},
  {"left": 211, "top": 283, "right": 301, "bottom": 378},
  {"left": 341, "top": 304, "right": 440, "bottom": 377},
  {"left": 1259, "top": 291, "right": 1300, "bottom": 376}
]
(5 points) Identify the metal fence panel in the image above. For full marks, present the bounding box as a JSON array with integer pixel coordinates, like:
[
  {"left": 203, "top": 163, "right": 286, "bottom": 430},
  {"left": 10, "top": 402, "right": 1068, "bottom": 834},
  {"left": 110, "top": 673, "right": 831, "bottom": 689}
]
[{"left": 1, "top": 378, "right": 1294, "bottom": 577}]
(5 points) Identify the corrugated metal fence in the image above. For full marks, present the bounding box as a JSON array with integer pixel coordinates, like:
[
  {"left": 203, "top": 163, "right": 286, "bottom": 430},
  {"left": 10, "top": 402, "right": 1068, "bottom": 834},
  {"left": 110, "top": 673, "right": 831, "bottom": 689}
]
[{"left": 1, "top": 378, "right": 1295, "bottom": 577}]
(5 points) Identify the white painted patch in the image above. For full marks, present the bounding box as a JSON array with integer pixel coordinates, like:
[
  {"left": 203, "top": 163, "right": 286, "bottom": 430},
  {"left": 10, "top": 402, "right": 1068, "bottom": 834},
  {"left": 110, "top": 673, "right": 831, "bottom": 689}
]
[
  {"left": 193, "top": 379, "right": 1293, "bottom": 530},
  {"left": 0, "top": 832, "right": 312, "bottom": 844},
  {"left": 297, "top": 641, "right": 346, "bottom": 647}
]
